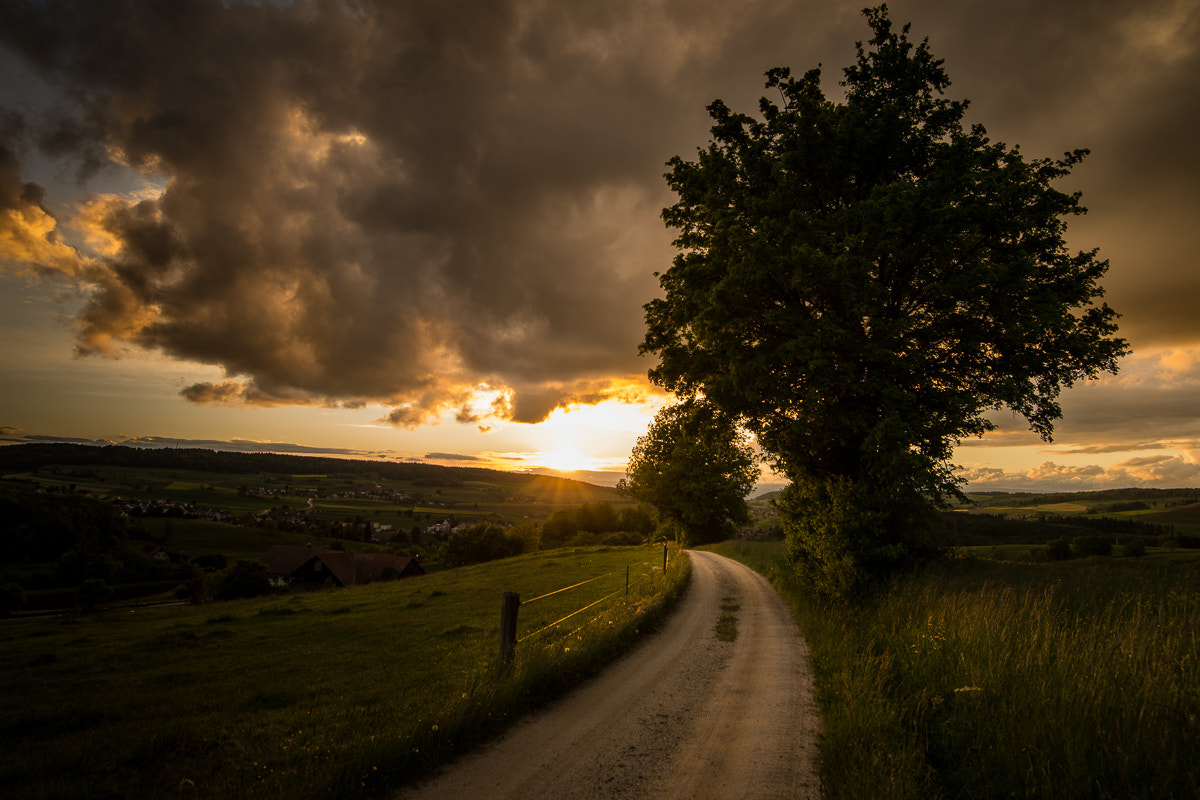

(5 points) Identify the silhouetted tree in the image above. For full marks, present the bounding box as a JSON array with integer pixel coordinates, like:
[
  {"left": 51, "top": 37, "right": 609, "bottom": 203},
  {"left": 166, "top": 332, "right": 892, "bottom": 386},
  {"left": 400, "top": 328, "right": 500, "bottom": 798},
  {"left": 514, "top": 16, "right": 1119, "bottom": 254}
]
[
  {"left": 642, "top": 6, "right": 1126, "bottom": 597},
  {"left": 619, "top": 399, "right": 758, "bottom": 546}
]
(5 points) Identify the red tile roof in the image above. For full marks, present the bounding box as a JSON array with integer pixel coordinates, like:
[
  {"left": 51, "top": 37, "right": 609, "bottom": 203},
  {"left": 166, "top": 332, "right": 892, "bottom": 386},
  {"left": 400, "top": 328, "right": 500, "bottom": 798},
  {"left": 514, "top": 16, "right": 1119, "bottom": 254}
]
[{"left": 262, "top": 545, "right": 423, "bottom": 586}]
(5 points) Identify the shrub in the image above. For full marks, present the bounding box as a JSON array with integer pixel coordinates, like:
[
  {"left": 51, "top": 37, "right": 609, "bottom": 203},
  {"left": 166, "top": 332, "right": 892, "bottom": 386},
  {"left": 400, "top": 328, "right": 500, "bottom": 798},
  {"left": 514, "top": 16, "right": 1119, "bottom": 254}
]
[
  {"left": 777, "top": 477, "right": 934, "bottom": 601},
  {"left": 0, "top": 582, "right": 26, "bottom": 616},
  {"left": 1072, "top": 535, "right": 1114, "bottom": 557},
  {"left": 1120, "top": 538, "right": 1148, "bottom": 558},
  {"left": 76, "top": 578, "right": 113, "bottom": 612},
  {"left": 1045, "top": 536, "right": 1072, "bottom": 560},
  {"left": 601, "top": 531, "right": 645, "bottom": 547},
  {"left": 214, "top": 560, "right": 272, "bottom": 601}
]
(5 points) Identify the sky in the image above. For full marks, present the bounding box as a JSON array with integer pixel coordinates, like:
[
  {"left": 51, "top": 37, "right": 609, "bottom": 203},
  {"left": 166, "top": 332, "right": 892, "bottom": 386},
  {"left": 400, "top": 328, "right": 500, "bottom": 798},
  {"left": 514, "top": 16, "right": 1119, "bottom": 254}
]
[{"left": 1, "top": 0, "right": 1199, "bottom": 493}]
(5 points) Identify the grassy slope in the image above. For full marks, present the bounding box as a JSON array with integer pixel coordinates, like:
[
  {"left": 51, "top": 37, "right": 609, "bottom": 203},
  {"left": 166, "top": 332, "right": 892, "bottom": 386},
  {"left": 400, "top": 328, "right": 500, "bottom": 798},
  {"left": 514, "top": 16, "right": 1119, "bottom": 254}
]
[
  {"left": 1, "top": 544, "right": 689, "bottom": 800},
  {"left": 707, "top": 541, "right": 1200, "bottom": 800}
]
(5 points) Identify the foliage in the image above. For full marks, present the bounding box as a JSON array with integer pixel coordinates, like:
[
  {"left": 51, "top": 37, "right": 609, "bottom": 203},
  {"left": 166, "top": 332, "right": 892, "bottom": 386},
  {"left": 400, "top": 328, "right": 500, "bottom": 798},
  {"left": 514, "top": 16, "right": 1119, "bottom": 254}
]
[
  {"left": 775, "top": 476, "right": 936, "bottom": 599},
  {"left": 1071, "top": 534, "right": 1114, "bottom": 557},
  {"left": 0, "top": 487, "right": 129, "bottom": 565},
  {"left": 709, "top": 540, "right": 1200, "bottom": 800},
  {"left": 441, "top": 523, "right": 524, "bottom": 567},
  {"left": 1121, "top": 538, "right": 1148, "bottom": 557},
  {"left": 642, "top": 6, "right": 1125, "bottom": 596},
  {"left": 931, "top": 510, "right": 1174, "bottom": 548},
  {"left": 0, "top": 581, "right": 26, "bottom": 616},
  {"left": 75, "top": 578, "right": 113, "bottom": 612},
  {"left": 538, "top": 502, "right": 655, "bottom": 549},
  {"left": 214, "top": 559, "right": 273, "bottom": 601},
  {"left": 618, "top": 399, "right": 759, "bottom": 545},
  {"left": 1045, "top": 536, "right": 1072, "bottom": 560}
]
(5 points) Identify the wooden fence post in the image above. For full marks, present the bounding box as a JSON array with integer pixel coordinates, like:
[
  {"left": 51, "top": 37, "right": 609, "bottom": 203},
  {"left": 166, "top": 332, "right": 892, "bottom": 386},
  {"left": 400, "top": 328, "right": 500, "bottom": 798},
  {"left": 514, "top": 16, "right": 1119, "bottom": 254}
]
[{"left": 497, "top": 591, "right": 520, "bottom": 678}]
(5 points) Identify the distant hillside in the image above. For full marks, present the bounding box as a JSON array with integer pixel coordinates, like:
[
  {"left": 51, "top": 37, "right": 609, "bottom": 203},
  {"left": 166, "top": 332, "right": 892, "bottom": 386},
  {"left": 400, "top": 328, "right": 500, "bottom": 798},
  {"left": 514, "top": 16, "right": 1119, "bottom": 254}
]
[
  {"left": 0, "top": 442, "right": 609, "bottom": 499},
  {"left": 967, "top": 487, "right": 1200, "bottom": 508}
]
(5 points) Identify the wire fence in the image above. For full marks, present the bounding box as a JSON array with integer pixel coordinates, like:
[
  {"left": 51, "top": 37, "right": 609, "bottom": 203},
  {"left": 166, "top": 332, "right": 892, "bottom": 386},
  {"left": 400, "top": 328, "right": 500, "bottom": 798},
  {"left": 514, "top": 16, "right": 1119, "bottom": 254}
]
[{"left": 497, "top": 543, "right": 674, "bottom": 674}]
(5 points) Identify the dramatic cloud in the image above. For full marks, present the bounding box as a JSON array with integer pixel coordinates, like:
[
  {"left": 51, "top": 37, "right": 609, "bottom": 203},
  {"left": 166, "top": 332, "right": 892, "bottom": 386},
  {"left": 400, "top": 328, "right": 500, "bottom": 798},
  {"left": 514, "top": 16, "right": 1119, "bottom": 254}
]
[
  {"left": 1, "top": 0, "right": 1198, "bottom": 449},
  {"left": 960, "top": 454, "right": 1200, "bottom": 493}
]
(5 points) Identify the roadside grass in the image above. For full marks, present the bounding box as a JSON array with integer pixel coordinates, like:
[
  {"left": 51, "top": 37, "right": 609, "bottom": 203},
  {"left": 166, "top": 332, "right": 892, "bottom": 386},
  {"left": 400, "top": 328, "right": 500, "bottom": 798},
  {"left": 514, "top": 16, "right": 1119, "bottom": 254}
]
[
  {"left": 707, "top": 541, "right": 1200, "bottom": 800},
  {"left": 715, "top": 597, "right": 740, "bottom": 642},
  {"left": 1, "top": 544, "right": 689, "bottom": 799}
]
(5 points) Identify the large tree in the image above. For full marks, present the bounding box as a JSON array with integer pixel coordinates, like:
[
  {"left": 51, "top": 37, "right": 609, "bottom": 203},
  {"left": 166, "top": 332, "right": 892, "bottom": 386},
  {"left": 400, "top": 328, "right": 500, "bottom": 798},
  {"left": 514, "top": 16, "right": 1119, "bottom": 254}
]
[
  {"left": 618, "top": 399, "right": 759, "bottom": 545},
  {"left": 641, "top": 6, "right": 1126, "bottom": 596}
]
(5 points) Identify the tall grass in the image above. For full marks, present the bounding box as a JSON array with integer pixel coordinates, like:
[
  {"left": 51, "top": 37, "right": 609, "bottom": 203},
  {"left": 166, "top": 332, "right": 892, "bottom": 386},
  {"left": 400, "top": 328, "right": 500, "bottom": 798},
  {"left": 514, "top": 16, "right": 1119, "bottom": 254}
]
[
  {"left": 709, "top": 541, "right": 1200, "bottom": 799},
  {"left": 1, "top": 544, "right": 688, "bottom": 799}
]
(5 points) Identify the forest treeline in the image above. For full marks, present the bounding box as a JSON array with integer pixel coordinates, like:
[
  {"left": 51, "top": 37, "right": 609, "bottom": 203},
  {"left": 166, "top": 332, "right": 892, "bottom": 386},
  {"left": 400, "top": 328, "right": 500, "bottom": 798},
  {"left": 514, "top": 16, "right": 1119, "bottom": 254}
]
[
  {"left": 933, "top": 511, "right": 1189, "bottom": 548},
  {"left": 968, "top": 487, "right": 1200, "bottom": 507}
]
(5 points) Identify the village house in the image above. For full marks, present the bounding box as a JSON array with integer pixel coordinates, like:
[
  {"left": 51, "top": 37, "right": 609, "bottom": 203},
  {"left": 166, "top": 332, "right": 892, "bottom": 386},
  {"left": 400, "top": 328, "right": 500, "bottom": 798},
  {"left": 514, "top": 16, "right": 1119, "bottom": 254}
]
[{"left": 261, "top": 545, "right": 424, "bottom": 589}]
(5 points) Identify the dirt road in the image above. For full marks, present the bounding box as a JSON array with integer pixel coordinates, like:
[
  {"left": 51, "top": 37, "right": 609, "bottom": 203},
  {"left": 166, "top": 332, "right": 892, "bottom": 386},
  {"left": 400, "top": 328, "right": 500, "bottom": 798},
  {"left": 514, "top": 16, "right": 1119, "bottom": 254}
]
[{"left": 394, "top": 550, "right": 822, "bottom": 800}]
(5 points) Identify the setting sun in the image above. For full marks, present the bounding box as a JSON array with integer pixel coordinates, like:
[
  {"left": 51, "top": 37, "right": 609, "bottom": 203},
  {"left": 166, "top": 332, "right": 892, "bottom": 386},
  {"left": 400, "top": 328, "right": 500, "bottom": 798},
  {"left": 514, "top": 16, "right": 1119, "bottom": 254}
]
[
  {"left": 493, "top": 399, "right": 665, "bottom": 479},
  {"left": 536, "top": 443, "right": 596, "bottom": 473}
]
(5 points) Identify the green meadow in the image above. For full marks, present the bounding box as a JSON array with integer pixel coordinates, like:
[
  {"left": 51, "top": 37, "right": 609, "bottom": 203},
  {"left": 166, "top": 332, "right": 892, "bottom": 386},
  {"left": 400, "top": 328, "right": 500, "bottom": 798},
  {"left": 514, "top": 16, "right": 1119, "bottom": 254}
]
[
  {"left": 1, "top": 544, "right": 689, "bottom": 800},
  {"left": 709, "top": 540, "right": 1200, "bottom": 800}
]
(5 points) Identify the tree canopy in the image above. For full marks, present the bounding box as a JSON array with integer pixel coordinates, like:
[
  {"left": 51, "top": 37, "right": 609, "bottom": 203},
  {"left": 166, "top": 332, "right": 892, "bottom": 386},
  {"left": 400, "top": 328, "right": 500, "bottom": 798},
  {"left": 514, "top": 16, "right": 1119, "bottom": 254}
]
[
  {"left": 618, "top": 399, "right": 759, "bottom": 545},
  {"left": 640, "top": 6, "right": 1126, "bottom": 595}
]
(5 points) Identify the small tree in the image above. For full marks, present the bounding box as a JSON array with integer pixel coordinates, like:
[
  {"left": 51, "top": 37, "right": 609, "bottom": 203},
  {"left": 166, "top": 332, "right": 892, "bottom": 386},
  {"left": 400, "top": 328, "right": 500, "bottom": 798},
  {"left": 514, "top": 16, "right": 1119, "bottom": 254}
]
[
  {"left": 642, "top": 6, "right": 1126, "bottom": 596},
  {"left": 618, "top": 399, "right": 759, "bottom": 546}
]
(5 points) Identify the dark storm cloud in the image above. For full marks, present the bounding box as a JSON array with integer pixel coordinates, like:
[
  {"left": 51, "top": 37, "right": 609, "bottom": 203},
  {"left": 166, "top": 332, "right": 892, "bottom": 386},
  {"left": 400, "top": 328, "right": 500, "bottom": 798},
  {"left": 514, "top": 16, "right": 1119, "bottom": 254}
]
[
  {"left": 424, "top": 452, "right": 484, "bottom": 463},
  {"left": 1, "top": 0, "right": 1197, "bottom": 431},
  {"left": 900, "top": 0, "right": 1200, "bottom": 348}
]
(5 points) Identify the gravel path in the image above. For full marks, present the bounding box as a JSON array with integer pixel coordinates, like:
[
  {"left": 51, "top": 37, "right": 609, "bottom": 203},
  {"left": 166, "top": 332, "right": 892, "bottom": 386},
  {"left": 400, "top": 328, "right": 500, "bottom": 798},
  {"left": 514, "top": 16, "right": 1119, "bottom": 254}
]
[{"left": 393, "top": 550, "right": 822, "bottom": 800}]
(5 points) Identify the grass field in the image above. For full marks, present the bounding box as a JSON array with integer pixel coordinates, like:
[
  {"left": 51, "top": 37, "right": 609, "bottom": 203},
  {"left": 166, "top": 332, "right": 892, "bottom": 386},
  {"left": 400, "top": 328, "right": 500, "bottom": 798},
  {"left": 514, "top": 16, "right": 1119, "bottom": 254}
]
[
  {"left": 1, "top": 544, "right": 689, "bottom": 799},
  {"left": 707, "top": 541, "right": 1200, "bottom": 800}
]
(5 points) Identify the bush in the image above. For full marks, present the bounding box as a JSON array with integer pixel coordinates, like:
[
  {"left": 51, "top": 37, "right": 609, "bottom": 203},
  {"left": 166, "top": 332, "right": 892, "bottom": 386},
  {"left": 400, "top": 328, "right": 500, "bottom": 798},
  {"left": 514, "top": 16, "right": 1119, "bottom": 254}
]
[
  {"left": 0, "top": 582, "right": 26, "bottom": 616},
  {"left": 76, "top": 578, "right": 113, "bottom": 612},
  {"left": 1072, "top": 535, "right": 1114, "bottom": 557},
  {"left": 601, "top": 531, "right": 646, "bottom": 547},
  {"left": 190, "top": 553, "right": 227, "bottom": 572},
  {"left": 214, "top": 560, "right": 272, "bottom": 601},
  {"left": 1044, "top": 536, "right": 1072, "bottom": 560},
  {"left": 1120, "top": 538, "right": 1148, "bottom": 558},
  {"left": 777, "top": 477, "right": 933, "bottom": 601}
]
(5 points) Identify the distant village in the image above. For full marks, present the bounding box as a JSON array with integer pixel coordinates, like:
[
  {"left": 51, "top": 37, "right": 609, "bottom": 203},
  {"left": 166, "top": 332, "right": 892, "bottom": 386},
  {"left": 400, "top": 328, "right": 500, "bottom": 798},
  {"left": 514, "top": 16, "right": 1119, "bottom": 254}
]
[{"left": 41, "top": 480, "right": 486, "bottom": 546}]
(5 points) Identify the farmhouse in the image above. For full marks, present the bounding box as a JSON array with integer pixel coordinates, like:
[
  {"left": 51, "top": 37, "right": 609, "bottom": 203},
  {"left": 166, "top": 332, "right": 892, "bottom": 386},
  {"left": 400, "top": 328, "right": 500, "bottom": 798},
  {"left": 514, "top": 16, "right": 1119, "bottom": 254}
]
[{"left": 261, "top": 545, "right": 424, "bottom": 588}]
